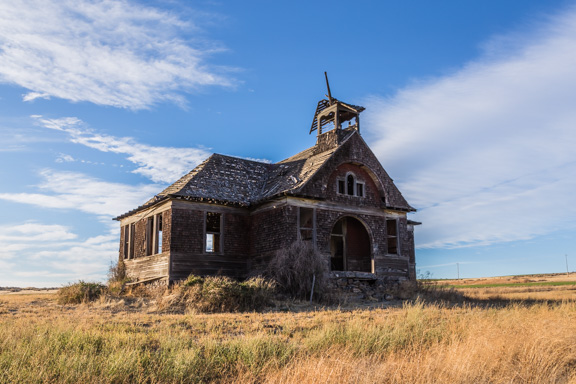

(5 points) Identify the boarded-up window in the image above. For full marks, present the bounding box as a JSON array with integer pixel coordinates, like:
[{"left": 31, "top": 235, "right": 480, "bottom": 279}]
[
  {"left": 206, "top": 212, "right": 221, "bottom": 253},
  {"left": 386, "top": 219, "right": 398, "bottom": 255},
  {"left": 299, "top": 207, "right": 314, "bottom": 241}
]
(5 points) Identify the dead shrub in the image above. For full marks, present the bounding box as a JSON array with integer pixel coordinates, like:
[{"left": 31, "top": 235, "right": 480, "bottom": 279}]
[
  {"left": 106, "top": 259, "right": 130, "bottom": 296},
  {"left": 266, "top": 240, "right": 329, "bottom": 302},
  {"left": 58, "top": 281, "right": 106, "bottom": 304},
  {"left": 161, "top": 275, "right": 275, "bottom": 313}
]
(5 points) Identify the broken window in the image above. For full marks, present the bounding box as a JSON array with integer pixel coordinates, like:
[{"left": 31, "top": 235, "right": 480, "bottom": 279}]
[
  {"left": 386, "top": 219, "right": 399, "bottom": 255},
  {"left": 155, "top": 214, "right": 162, "bottom": 254},
  {"left": 145, "top": 214, "right": 163, "bottom": 256},
  {"left": 299, "top": 207, "right": 315, "bottom": 241},
  {"left": 205, "top": 212, "right": 221, "bottom": 253}
]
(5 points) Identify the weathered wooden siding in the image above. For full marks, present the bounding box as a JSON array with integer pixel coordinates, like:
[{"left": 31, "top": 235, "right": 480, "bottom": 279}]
[
  {"left": 125, "top": 253, "right": 169, "bottom": 282},
  {"left": 249, "top": 204, "right": 298, "bottom": 273},
  {"left": 168, "top": 202, "right": 250, "bottom": 281}
]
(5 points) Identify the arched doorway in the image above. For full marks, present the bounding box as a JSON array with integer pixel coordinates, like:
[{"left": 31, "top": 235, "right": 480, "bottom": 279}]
[{"left": 330, "top": 217, "right": 372, "bottom": 272}]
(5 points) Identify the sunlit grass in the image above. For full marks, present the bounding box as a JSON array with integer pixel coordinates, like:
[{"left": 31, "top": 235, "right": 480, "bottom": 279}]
[{"left": 1, "top": 274, "right": 576, "bottom": 383}]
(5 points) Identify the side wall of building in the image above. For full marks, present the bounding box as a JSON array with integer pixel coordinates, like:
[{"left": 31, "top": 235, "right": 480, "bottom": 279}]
[
  {"left": 168, "top": 201, "right": 251, "bottom": 282},
  {"left": 119, "top": 205, "right": 171, "bottom": 283},
  {"left": 249, "top": 204, "right": 299, "bottom": 273}
]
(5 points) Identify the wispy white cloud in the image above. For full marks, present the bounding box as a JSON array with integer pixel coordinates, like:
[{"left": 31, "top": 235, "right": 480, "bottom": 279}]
[
  {"left": 22, "top": 92, "right": 50, "bottom": 102},
  {"left": 0, "top": 222, "right": 118, "bottom": 287},
  {"left": 35, "top": 116, "right": 211, "bottom": 183},
  {"left": 55, "top": 153, "right": 75, "bottom": 163},
  {"left": 0, "top": 169, "right": 160, "bottom": 217},
  {"left": 364, "top": 5, "right": 576, "bottom": 249},
  {"left": 0, "top": 0, "right": 233, "bottom": 109},
  {"left": 0, "top": 223, "right": 77, "bottom": 245}
]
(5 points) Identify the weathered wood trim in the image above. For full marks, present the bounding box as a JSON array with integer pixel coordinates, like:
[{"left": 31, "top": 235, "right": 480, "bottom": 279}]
[
  {"left": 119, "top": 201, "right": 172, "bottom": 226},
  {"left": 251, "top": 196, "right": 409, "bottom": 218},
  {"left": 171, "top": 199, "right": 249, "bottom": 214}
]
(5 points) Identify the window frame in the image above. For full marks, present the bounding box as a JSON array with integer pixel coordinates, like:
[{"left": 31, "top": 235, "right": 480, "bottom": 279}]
[
  {"left": 386, "top": 218, "right": 399, "bottom": 255},
  {"left": 123, "top": 223, "right": 135, "bottom": 260},
  {"left": 336, "top": 172, "right": 365, "bottom": 198},
  {"left": 298, "top": 207, "right": 316, "bottom": 243},
  {"left": 205, "top": 211, "right": 223, "bottom": 254}
]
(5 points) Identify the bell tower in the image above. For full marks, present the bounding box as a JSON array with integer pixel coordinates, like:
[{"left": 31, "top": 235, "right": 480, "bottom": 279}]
[{"left": 309, "top": 72, "right": 365, "bottom": 138}]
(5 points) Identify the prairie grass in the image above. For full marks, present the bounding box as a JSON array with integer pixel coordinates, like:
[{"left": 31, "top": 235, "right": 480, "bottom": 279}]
[{"left": 1, "top": 287, "right": 576, "bottom": 383}]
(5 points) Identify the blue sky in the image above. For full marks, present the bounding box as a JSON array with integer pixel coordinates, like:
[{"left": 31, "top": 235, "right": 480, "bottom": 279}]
[{"left": 1, "top": 0, "right": 575, "bottom": 286}]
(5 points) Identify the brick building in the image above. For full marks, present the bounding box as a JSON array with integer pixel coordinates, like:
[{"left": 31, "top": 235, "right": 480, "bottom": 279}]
[{"left": 114, "top": 94, "right": 419, "bottom": 285}]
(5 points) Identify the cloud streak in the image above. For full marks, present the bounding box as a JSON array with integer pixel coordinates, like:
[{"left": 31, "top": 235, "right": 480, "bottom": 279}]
[
  {"left": 0, "top": 0, "right": 232, "bottom": 109},
  {"left": 0, "top": 169, "right": 160, "bottom": 217},
  {"left": 35, "top": 116, "right": 211, "bottom": 183},
  {"left": 0, "top": 221, "right": 118, "bottom": 287},
  {"left": 365, "top": 5, "right": 576, "bottom": 249}
]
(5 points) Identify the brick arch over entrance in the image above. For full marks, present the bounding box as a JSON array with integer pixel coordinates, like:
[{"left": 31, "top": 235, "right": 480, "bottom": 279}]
[{"left": 330, "top": 216, "right": 372, "bottom": 273}]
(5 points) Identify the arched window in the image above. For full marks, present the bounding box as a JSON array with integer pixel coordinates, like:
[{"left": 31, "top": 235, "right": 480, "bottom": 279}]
[
  {"left": 347, "top": 174, "right": 355, "bottom": 196},
  {"left": 337, "top": 172, "right": 365, "bottom": 197}
]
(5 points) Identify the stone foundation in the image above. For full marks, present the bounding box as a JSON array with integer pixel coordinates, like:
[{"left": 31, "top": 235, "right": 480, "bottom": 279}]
[{"left": 327, "top": 271, "right": 415, "bottom": 301}]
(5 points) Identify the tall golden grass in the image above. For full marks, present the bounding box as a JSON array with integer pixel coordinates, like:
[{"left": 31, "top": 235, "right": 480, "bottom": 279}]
[
  {"left": 0, "top": 278, "right": 576, "bottom": 383},
  {"left": 1, "top": 284, "right": 576, "bottom": 383}
]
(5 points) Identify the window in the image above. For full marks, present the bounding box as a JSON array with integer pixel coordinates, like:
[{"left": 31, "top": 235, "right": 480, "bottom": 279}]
[
  {"left": 123, "top": 223, "right": 135, "bottom": 259},
  {"left": 145, "top": 214, "right": 163, "bottom": 256},
  {"left": 337, "top": 173, "right": 365, "bottom": 197},
  {"left": 205, "top": 212, "right": 221, "bottom": 253},
  {"left": 347, "top": 174, "right": 355, "bottom": 196},
  {"left": 386, "top": 219, "right": 398, "bottom": 254},
  {"left": 356, "top": 182, "right": 364, "bottom": 197},
  {"left": 155, "top": 214, "right": 162, "bottom": 254},
  {"left": 299, "top": 207, "right": 315, "bottom": 241},
  {"left": 146, "top": 217, "right": 154, "bottom": 256},
  {"left": 338, "top": 179, "right": 345, "bottom": 194}
]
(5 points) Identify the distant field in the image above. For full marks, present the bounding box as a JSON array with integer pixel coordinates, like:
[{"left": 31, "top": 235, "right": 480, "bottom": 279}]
[
  {"left": 1, "top": 273, "right": 575, "bottom": 383},
  {"left": 424, "top": 273, "right": 576, "bottom": 302}
]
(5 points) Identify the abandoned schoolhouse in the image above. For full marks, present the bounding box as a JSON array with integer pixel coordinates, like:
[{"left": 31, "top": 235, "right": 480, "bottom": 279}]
[{"left": 114, "top": 87, "right": 419, "bottom": 288}]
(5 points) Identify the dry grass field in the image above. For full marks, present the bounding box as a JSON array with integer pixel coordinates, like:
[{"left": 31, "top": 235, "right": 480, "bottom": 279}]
[{"left": 1, "top": 274, "right": 576, "bottom": 383}]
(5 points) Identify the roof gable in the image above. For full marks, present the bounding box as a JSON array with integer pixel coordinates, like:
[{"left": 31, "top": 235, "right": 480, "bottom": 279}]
[{"left": 115, "top": 128, "right": 414, "bottom": 220}]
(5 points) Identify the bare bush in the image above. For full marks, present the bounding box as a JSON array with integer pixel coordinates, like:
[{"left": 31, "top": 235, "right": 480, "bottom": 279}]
[
  {"left": 58, "top": 281, "right": 106, "bottom": 304},
  {"left": 107, "top": 259, "right": 130, "bottom": 296},
  {"left": 160, "top": 275, "right": 276, "bottom": 313},
  {"left": 266, "top": 240, "right": 329, "bottom": 301}
]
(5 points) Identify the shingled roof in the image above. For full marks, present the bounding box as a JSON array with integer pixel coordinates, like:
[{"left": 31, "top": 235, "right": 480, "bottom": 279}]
[{"left": 114, "top": 129, "right": 413, "bottom": 220}]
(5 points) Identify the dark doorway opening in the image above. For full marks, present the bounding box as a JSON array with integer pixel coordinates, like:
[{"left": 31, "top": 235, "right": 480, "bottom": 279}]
[{"left": 330, "top": 217, "right": 372, "bottom": 272}]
